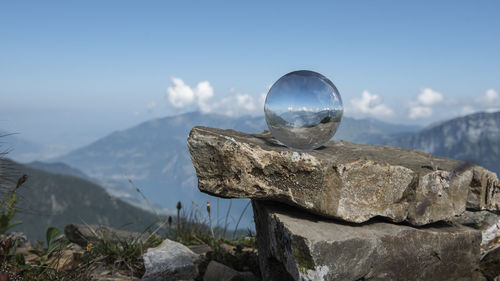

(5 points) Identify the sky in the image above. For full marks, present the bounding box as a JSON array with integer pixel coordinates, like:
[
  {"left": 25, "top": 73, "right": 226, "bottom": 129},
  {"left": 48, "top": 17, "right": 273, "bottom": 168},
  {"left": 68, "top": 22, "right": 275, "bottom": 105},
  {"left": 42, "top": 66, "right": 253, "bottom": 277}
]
[{"left": 1, "top": 0, "right": 499, "bottom": 157}]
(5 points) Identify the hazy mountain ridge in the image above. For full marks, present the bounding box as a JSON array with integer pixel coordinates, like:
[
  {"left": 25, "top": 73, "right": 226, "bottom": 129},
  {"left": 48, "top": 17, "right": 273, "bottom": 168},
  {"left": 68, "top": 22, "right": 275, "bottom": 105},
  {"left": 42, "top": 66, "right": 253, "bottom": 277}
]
[
  {"left": 0, "top": 131, "right": 44, "bottom": 162},
  {"left": 27, "top": 161, "right": 89, "bottom": 179},
  {"left": 334, "top": 117, "right": 421, "bottom": 144},
  {"left": 25, "top": 160, "right": 174, "bottom": 215},
  {"left": 1, "top": 158, "right": 161, "bottom": 242},
  {"left": 55, "top": 112, "right": 267, "bottom": 206},
  {"left": 387, "top": 111, "right": 500, "bottom": 175}
]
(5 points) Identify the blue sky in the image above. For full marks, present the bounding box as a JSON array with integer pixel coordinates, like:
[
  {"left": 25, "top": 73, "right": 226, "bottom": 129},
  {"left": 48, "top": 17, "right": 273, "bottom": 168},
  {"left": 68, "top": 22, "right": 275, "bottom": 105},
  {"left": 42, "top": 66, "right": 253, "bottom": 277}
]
[{"left": 1, "top": 0, "right": 499, "bottom": 156}]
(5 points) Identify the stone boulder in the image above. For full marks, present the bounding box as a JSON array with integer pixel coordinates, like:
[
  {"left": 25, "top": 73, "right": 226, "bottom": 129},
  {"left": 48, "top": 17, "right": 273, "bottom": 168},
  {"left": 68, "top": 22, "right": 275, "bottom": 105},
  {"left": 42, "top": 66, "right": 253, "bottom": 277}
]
[
  {"left": 253, "top": 200, "right": 483, "bottom": 281},
  {"left": 141, "top": 238, "right": 199, "bottom": 281},
  {"left": 188, "top": 126, "right": 500, "bottom": 225}
]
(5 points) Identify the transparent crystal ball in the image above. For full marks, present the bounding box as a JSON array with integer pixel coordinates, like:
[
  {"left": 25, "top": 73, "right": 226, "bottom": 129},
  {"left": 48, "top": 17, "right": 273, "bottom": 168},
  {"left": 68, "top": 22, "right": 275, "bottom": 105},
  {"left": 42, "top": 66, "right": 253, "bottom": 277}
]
[{"left": 264, "top": 70, "right": 343, "bottom": 150}]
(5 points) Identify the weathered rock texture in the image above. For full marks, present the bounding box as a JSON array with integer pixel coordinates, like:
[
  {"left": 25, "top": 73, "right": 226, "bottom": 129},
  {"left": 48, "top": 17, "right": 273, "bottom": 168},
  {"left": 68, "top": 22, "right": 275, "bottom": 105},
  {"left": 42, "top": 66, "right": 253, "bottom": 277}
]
[
  {"left": 452, "top": 210, "right": 500, "bottom": 258},
  {"left": 188, "top": 126, "right": 500, "bottom": 225},
  {"left": 253, "top": 200, "right": 482, "bottom": 281},
  {"left": 467, "top": 166, "right": 500, "bottom": 210},
  {"left": 141, "top": 238, "right": 199, "bottom": 281},
  {"left": 203, "top": 261, "right": 259, "bottom": 281},
  {"left": 481, "top": 247, "right": 500, "bottom": 280}
]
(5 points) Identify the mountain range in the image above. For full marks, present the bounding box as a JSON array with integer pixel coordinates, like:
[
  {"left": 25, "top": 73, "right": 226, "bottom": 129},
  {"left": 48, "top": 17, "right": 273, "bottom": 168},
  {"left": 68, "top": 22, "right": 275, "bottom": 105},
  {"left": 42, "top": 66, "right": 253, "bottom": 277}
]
[
  {"left": 1, "top": 158, "right": 161, "bottom": 242},
  {"left": 387, "top": 111, "right": 500, "bottom": 176}
]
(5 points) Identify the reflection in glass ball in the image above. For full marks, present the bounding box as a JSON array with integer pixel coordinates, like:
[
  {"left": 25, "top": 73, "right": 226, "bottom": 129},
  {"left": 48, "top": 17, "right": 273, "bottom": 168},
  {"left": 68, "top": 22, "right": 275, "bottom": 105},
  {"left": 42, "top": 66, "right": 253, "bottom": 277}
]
[{"left": 264, "top": 70, "right": 343, "bottom": 150}]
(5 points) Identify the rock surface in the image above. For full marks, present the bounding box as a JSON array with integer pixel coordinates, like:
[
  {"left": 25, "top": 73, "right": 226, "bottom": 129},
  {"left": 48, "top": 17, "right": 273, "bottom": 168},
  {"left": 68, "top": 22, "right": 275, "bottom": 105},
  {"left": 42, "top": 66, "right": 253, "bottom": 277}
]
[
  {"left": 452, "top": 210, "right": 500, "bottom": 258},
  {"left": 141, "top": 238, "right": 199, "bottom": 281},
  {"left": 467, "top": 166, "right": 500, "bottom": 210},
  {"left": 203, "top": 261, "right": 259, "bottom": 281},
  {"left": 481, "top": 247, "right": 500, "bottom": 281},
  {"left": 252, "top": 200, "right": 483, "bottom": 281},
  {"left": 188, "top": 126, "right": 500, "bottom": 225}
]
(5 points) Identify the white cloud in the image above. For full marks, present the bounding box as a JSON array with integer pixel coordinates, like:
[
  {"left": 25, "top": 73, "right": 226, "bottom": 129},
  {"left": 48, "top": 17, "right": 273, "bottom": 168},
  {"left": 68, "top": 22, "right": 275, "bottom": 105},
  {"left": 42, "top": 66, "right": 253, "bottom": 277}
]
[
  {"left": 409, "top": 106, "right": 432, "bottom": 119},
  {"left": 408, "top": 88, "right": 445, "bottom": 119},
  {"left": 350, "top": 90, "right": 393, "bottom": 117},
  {"left": 236, "top": 94, "right": 256, "bottom": 111},
  {"left": 166, "top": 77, "right": 195, "bottom": 108},
  {"left": 475, "top": 89, "right": 500, "bottom": 112},
  {"left": 208, "top": 92, "right": 264, "bottom": 116},
  {"left": 195, "top": 81, "right": 214, "bottom": 113},
  {"left": 449, "top": 89, "right": 500, "bottom": 117},
  {"left": 166, "top": 77, "right": 265, "bottom": 116},
  {"left": 166, "top": 77, "right": 215, "bottom": 113},
  {"left": 417, "top": 88, "right": 444, "bottom": 106},
  {"left": 460, "top": 105, "right": 477, "bottom": 116}
]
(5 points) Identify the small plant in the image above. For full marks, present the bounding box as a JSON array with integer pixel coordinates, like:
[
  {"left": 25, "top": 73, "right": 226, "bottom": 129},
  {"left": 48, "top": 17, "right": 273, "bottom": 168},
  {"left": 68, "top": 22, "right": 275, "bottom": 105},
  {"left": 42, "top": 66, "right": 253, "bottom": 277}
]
[
  {"left": 0, "top": 237, "right": 24, "bottom": 268},
  {"left": 0, "top": 175, "right": 27, "bottom": 235},
  {"left": 0, "top": 227, "right": 72, "bottom": 281},
  {"left": 206, "top": 200, "right": 215, "bottom": 240},
  {"left": 176, "top": 201, "right": 182, "bottom": 239},
  {"left": 29, "top": 227, "right": 70, "bottom": 265},
  {"left": 77, "top": 228, "right": 163, "bottom": 278}
]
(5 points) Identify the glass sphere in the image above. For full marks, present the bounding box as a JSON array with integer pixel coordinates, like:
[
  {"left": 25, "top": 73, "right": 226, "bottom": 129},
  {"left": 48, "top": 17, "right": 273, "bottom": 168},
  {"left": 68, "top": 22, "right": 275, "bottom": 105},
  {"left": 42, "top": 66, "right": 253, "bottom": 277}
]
[{"left": 264, "top": 70, "right": 343, "bottom": 150}]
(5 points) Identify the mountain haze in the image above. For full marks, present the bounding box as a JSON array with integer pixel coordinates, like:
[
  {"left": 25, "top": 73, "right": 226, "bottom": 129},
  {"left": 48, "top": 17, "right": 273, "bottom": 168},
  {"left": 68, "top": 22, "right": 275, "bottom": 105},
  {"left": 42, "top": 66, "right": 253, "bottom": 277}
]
[
  {"left": 0, "top": 132, "right": 44, "bottom": 162},
  {"left": 388, "top": 111, "right": 500, "bottom": 176}
]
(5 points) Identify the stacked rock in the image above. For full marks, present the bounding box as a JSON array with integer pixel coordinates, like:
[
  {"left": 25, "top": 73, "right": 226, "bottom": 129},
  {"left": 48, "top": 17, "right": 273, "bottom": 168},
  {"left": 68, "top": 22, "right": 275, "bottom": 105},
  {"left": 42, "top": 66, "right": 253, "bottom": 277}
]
[{"left": 187, "top": 126, "right": 500, "bottom": 281}]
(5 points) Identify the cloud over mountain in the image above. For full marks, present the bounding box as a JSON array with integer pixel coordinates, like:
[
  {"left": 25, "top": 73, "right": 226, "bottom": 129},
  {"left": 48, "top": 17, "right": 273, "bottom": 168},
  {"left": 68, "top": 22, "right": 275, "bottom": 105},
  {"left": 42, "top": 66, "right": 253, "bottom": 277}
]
[
  {"left": 166, "top": 77, "right": 264, "bottom": 116},
  {"left": 349, "top": 90, "right": 394, "bottom": 117},
  {"left": 475, "top": 89, "right": 500, "bottom": 112},
  {"left": 409, "top": 88, "right": 444, "bottom": 119}
]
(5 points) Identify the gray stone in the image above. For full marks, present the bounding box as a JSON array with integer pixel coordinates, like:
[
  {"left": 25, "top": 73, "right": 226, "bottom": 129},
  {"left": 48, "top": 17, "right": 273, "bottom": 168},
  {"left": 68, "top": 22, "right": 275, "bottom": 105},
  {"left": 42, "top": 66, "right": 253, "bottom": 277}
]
[
  {"left": 187, "top": 126, "right": 500, "bottom": 225},
  {"left": 64, "top": 224, "right": 159, "bottom": 247},
  {"left": 481, "top": 247, "right": 500, "bottom": 281},
  {"left": 452, "top": 210, "right": 500, "bottom": 258},
  {"left": 141, "top": 238, "right": 199, "bottom": 281},
  {"left": 467, "top": 166, "right": 500, "bottom": 210},
  {"left": 203, "top": 261, "right": 259, "bottom": 281},
  {"left": 252, "top": 200, "right": 482, "bottom": 281}
]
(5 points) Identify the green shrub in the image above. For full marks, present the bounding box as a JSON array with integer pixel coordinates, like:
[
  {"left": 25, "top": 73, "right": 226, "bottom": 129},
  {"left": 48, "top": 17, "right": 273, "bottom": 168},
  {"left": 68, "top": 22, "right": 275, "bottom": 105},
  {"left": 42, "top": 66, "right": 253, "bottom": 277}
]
[{"left": 0, "top": 175, "right": 27, "bottom": 235}]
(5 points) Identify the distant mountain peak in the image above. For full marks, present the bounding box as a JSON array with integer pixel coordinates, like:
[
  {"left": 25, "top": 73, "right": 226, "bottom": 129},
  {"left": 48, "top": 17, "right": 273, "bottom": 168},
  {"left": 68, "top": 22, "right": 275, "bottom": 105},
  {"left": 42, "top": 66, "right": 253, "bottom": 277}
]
[{"left": 388, "top": 110, "right": 500, "bottom": 176}]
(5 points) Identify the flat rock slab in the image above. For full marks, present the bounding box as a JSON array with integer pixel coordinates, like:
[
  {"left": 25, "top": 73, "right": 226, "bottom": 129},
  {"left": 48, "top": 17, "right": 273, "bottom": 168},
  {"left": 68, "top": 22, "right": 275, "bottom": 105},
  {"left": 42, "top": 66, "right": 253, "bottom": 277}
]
[
  {"left": 252, "top": 200, "right": 483, "bottom": 281},
  {"left": 188, "top": 126, "right": 500, "bottom": 225}
]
